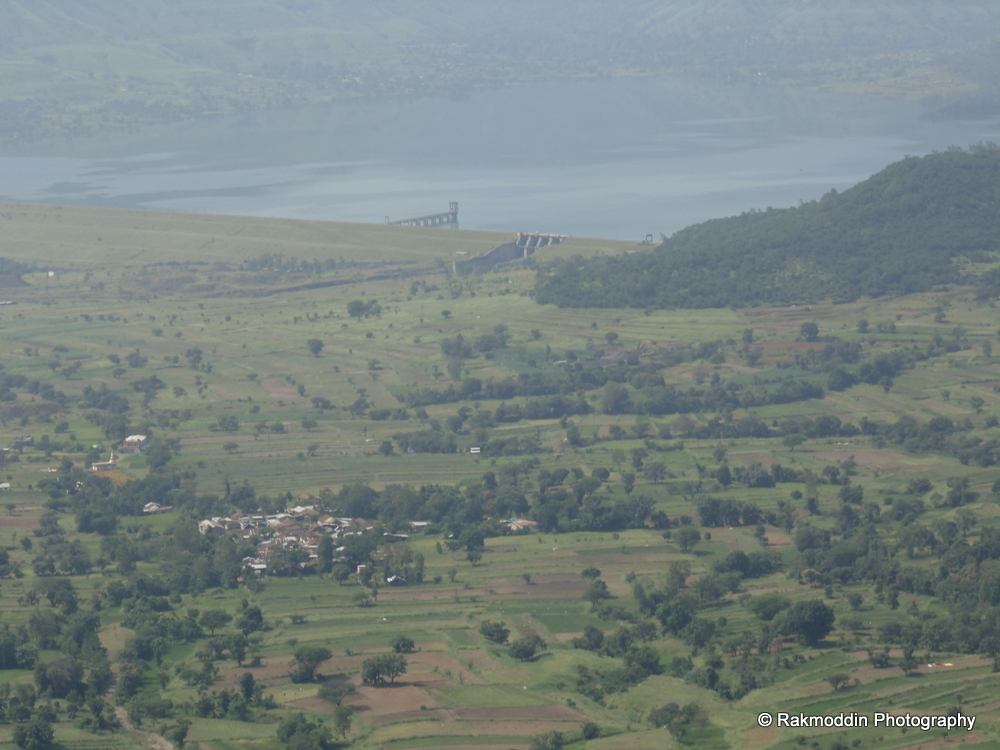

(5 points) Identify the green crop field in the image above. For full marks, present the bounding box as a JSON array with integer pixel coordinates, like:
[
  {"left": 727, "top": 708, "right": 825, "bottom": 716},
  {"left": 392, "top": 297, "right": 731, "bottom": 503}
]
[{"left": 0, "top": 201, "right": 998, "bottom": 750}]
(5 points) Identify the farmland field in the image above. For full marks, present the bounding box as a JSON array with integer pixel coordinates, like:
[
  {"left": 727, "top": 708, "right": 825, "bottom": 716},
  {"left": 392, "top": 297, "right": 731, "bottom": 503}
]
[{"left": 0, "top": 202, "right": 998, "bottom": 749}]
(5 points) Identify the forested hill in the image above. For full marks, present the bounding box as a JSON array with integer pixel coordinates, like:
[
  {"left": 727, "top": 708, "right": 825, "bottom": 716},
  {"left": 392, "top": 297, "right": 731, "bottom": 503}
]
[{"left": 534, "top": 145, "right": 1000, "bottom": 309}]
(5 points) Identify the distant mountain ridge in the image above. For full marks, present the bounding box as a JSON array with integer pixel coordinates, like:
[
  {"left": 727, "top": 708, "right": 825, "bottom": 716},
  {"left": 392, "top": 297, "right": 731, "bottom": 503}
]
[
  {"left": 534, "top": 145, "right": 1000, "bottom": 309},
  {"left": 1, "top": 1, "right": 997, "bottom": 141}
]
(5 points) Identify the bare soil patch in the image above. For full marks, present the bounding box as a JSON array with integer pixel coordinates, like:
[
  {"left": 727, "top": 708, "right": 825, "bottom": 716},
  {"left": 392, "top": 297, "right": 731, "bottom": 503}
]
[
  {"left": 408, "top": 651, "right": 487, "bottom": 686},
  {"left": 0, "top": 517, "right": 39, "bottom": 528},
  {"left": 92, "top": 470, "right": 130, "bottom": 484},
  {"left": 376, "top": 718, "right": 582, "bottom": 736},
  {"left": 216, "top": 653, "right": 298, "bottom": 688},
  {"left": 284, "top": 696, "right": 333, "bottom": 714},
  {"left": 261, "top": 378, "right": 299, "bottom": 401},
  {"left": 763, "top": 530, "right": 792, "bottom": 548},
  {"left": 741, "top": 726, "right": 781, "bottom": 750},
  {"left": 452, "top": 705, "right": 584, "bottom": 722},
  {"left": 518, "top": 574, "right": 590, "bottom": 597},
  {"left": 459, "top": 649, "right": 505, "bottom": 673},
  {"left": 350, "top": 684, "right": 439, "bottom": 716}
]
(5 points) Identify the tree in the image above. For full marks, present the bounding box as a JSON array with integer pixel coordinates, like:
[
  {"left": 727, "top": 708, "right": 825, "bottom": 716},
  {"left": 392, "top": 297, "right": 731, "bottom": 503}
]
[
  {"left": 746, "top": 594, "right": 791, "bottom": 622},
  {"left": 290, "top": 645, "right": 333, "bottom": 683},
  {"left": 647, "top": 702, "right": 707, "bottom": 739},
  {"left": 479, "top": 620, "right": 510, "bottom": 644},
  {"left": 971, "top": 396, "right": 985, "bottom": 414},
  {"left": 508, "top": 635, "right": 546, "bottom": 661},
  {"left": 580, "top": 567, "right": 602, "bottom": 580},
  {"left": 392, "top": 635, "right": 415, "bottom": 653},
  {"left": 675, "top": 526, "right": 701, "bottom": 553},
  {"left": 378, "top": 440, "right": 394, "bottom": 456},
  {"left": 200, "top": 610, "right": 232, "bottom": 636},
  {"left": 307, "top": 339, "right": 324, "bottom": 357},
  {"left": 13, "top": 714, "right": 54, "bottom": 750},
  {"left": 826, "top": 673, "right": 851, "bottom": 691},
  {"left": 239, "top": 671, "right": 257, "bottom": 701},
  {"left": 332, "top": 564, "right": 352, "bottom": 585},
  {"left": 223, "top": 441, "right": 238, "bottom": 454},
  {"left": 622, "top": 472, "right": 636, "bottom": 495},
  {"left": 584, "top": 580, "right": 611, "bottom": 610},
  {"left": 800, "top": 322, "right": 820, "bottom": 341},
  {"left": 630, "top": 447, "right": 648, "bottom": 470},
  {"left": 782, "top": 600, "right": 835, "bottom": 646},
  {"left": 317, "top": 535, "right": 334, "bottom": 575},
  {"left": 361, "top": 654, "right": 407, "bottom": 685},
  {"left": 236, "top": 605, "right": 264, "bottom": 635},
  {"left": 319, "top": 680, "right": 356, "bottom": 705},
  {"left": 34, "top": 654, "right": 85, "bottom": 698},
  {"left": 642, "top": 461, "right": 668, "bottom": 482},
  {"left": 168, "top": 719, "right": 191, "bottom": 749},
  {"left": 333, "top": 705, "right": 353, "bottom": 740},
  {"left": 782, "top": 433, "right": 806, "bottom": 451},
  {"left": 276, "top": 713, "right": 333, "bottom": 750},
  {"left": 529, "top": 730, "right": 565, "bottom": 750}
]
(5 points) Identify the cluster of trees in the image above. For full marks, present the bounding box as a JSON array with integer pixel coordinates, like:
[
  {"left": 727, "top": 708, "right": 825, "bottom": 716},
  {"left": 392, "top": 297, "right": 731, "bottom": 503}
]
[
  {"left": 535, "top": 147, "right": 1000, "bottom": 309},
  {"left": 591, "top": 548, "right": 842, "bottom": 702},
  {"left": 440, "top": 326, "right": 511, "bottom": 357},
  {"left": 240, "top": 253, "right": 337, "bottom": 276},
  {"left": 360, "top": 654, "right": 407, "bottom": 685},
  {"left": 399, "top": 362, "right": 827, "bottom": 417},
  {"left": 346, "top": 299, "right": 382, "bottom": 319}
]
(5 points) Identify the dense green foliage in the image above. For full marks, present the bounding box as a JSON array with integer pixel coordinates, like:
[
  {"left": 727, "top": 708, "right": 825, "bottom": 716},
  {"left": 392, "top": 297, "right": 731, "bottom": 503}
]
[{"left": 535, "top": 146, "right": 1000, "bottom": 309}]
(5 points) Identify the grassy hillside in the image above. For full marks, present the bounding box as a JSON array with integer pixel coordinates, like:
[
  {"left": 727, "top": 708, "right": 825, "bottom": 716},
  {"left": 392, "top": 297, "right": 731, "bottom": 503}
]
[
  {"left": 2, "top": 205, "right": 1000, "bottom": 749},
  {"left": 1, "top": 1, "right": 997, "bottom": 143},
  {"left": 535, "top": 145, "right": 1000, "bottom": 309}
]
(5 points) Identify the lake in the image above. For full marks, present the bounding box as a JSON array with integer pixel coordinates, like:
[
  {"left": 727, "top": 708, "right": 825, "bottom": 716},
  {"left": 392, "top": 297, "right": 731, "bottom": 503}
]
[{"left": 1, "top": 76, "right": 997, "bottom": 240}]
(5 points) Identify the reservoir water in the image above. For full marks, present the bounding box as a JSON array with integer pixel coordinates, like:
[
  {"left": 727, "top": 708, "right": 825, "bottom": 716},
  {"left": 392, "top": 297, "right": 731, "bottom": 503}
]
[{"left": 1, "top": 76, "right": 996, "bottom": 240}]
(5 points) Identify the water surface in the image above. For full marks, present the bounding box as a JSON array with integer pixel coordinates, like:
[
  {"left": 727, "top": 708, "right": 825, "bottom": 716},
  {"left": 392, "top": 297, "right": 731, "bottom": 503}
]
[{"left": 1, "top": 76, "right": 996, "bottom": 239}]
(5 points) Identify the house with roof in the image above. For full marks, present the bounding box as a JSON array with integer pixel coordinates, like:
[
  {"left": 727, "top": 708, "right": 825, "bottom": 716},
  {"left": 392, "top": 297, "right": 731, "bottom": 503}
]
[{"left": 122, "top": 435, "right": 148, "bottom": 453}]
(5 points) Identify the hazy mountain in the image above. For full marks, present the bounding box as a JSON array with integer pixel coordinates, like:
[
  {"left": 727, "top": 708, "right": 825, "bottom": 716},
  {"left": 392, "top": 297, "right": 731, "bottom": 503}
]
[{"left": 1, "top": 1, "right": 997, "bottom": 140}]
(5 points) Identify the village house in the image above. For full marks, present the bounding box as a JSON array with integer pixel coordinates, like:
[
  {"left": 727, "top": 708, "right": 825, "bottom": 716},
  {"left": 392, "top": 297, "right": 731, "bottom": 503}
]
[
  {"left": 122, "top": 434, "right": 148, "bottom": 453},
  {"left": 507, "top": 517, "right": 539, "bottom": 532},
  {"left": 90, "top": 454, "right": 118, "bottom": 472}
]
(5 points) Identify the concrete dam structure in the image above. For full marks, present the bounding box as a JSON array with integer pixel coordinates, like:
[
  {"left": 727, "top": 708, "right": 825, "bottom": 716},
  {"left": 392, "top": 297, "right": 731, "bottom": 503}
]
[
  {"left": 455, "top": 232, "right": 565, "bottom": 275},
  {"left": 386, "top": 202, "right": 458, "bottom": 227}
]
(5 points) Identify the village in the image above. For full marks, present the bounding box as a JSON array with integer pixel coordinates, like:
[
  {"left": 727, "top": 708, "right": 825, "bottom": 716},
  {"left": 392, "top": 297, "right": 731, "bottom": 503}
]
[
  {"left": 194, "top": 506, "right": 381, "bottom": 576},
  {"left": 188, "top": 506, "right": 538, "bottom": 579}
]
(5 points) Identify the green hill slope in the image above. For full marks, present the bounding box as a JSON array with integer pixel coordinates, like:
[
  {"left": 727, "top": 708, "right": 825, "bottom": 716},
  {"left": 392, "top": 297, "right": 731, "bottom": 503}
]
[{"left": 534, "top": 144, "right": 1000, "bottom": 309}]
